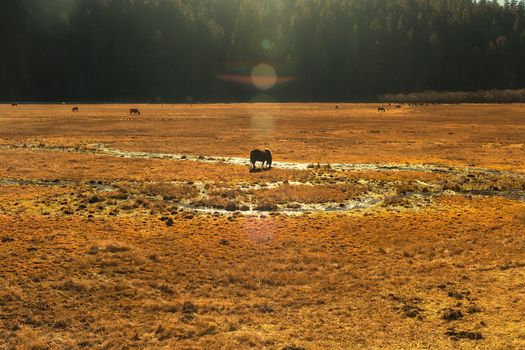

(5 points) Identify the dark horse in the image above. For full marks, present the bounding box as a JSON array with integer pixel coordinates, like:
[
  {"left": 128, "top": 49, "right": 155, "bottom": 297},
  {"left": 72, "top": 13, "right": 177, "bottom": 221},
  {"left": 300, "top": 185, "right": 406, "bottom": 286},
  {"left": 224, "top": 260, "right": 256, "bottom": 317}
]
[
  {"left": 130, "top": 108, "right": 141, "bottom": 115},
  {"left": 378, "top": 107, "right": 386, "bottom": 112},
  {"left": 72, "top": 106, "right": 79, "bottom": 112},
  {"left": 250, "top": 149, "right": 272, "bottom": 170}
]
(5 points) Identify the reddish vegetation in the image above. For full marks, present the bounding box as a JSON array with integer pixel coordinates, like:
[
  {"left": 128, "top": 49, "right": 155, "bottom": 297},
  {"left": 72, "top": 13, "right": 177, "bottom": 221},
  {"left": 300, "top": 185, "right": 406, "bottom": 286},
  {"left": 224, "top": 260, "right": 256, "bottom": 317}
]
[
  {"left": 0, "top": 103, "right": 524, "bottom": 171},
  {"left": 0, "top": 148, "right": 310, "bottom": 183},
  {"left": 1, "top": 104, "right": 524, "bottom": 349},
  {"left": 1, "top": 194, "right": 525, "bottom": 348}
]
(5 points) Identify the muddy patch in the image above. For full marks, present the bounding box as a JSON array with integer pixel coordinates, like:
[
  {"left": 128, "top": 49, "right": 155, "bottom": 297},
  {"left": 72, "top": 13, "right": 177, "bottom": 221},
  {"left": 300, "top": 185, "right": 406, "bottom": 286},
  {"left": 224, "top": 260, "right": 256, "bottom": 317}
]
[
  {"left": 1, "top": 142, "right": 524, "bottom": 216},
  {"left": 1, "top": 173, "right": 524, "bottom": 217}
]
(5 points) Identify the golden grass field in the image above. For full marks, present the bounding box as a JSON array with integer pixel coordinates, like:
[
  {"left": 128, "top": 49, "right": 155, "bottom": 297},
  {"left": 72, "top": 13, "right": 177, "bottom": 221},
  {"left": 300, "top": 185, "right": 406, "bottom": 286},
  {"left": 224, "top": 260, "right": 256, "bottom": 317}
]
[{"left": 1, "top": 103, "right": 525, "bottom": 349}]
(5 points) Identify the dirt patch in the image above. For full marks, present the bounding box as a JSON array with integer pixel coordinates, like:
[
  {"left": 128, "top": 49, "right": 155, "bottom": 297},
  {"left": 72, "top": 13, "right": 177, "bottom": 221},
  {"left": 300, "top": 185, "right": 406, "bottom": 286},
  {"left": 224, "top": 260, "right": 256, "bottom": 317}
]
[{"left": 445, "top": 329, "right": 483, "bottom": 341}]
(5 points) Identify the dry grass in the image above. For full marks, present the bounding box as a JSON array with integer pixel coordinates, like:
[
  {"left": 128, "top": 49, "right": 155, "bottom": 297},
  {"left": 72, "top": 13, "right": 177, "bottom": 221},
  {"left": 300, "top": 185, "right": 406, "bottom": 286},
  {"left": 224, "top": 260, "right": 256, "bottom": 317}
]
[
  {"left": 1, "top": 104, "right": 525, "bottom": 349},
  {"left": 442, "top": 173, "right": 525, "bottom": 192},
  {"left": 0, "top": 148, "right": 313, "bottom": 183},
  {"left": 0, "top": 196, "right": 524, "bottom": 348},
  {"left": 192, "top": 196, "right": 240, "bottom": 211},
  {"left": 141, "top": 182, "right": 199, "bottom": 200},
  {"left": 382, "top": 195, "right": 411, "bottom": 207},
  {"left": 0, "top": 103, "right": 524, "bottom": 171}
]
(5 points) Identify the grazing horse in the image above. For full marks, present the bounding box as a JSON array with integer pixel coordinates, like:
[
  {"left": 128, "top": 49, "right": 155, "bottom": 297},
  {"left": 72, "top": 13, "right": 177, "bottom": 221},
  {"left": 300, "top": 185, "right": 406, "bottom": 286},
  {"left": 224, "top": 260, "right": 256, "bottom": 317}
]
[
  {"left": 72, "top": 107, "right": 79, "bottom": 112},
  {"left": 130, "top": 108, "right": 141, "bottom": 115},
  {"left": 250, "top": 149, "right": 272, "bottom": 170},
  {"left": 11, "top": 103, "right": 18, "bottom": 107},
  {"left": 378, "top": 107, "right": 386, "bottom": 112}
]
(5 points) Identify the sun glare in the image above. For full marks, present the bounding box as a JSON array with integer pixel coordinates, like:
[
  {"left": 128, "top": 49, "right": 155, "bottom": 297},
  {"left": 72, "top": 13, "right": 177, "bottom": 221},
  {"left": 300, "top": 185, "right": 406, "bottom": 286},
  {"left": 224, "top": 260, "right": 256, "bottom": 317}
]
[{"left": 250, "top": 63, "right": 277, "bottom": 90}]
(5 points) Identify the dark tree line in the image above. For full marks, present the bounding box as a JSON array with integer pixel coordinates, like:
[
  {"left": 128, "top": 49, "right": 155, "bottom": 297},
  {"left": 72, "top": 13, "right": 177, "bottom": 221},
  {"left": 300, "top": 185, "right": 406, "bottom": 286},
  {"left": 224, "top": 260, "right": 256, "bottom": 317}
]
[{"left": 1, "top": 0, "right": 525, "bottom": 101}]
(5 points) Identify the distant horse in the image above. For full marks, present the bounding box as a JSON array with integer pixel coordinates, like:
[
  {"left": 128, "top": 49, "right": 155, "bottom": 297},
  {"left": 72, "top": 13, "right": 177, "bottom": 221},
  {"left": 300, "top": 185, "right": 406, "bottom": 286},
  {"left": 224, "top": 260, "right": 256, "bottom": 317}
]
[
  {"left": 11, "top": 103, "right": 17, "bottom": 107},
  {"left": 130, "top": 108, "right": 141, "bottom": 115},
  {"left": 250, "top": 149, "right": 272, "bottom": 170},
  {"left": 378, "top": 107, "right": 386, "bottom": 112},
  {"left": 72, "top": 106, "right": 79, "bottom": 112}
]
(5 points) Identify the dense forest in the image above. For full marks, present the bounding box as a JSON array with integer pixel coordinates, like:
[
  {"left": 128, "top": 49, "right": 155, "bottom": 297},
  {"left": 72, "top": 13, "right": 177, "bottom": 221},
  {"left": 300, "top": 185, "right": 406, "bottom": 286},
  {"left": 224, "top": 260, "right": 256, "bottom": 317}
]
[{"left": 1, "top": 0, "right": 525, "bottom": 101}]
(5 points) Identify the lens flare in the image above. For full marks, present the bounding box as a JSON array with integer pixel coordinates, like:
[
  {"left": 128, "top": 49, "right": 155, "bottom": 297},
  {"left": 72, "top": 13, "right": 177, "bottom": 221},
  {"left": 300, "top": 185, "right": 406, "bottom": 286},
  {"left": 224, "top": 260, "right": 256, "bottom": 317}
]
[
  {"left": 248, "top": 94, "right": 277, "bottom": 136},
  {"left": 262, "top": 39, "right": 271, "bottom": 50},
  {"left": 251, "top": 63, "right": 277, "bottom": 90},
  {"left": 242, "top": 217, "right": 276, "bottom": 244},
  {"left": 217, "top": 62, "right": 297, "bottom": 89}
]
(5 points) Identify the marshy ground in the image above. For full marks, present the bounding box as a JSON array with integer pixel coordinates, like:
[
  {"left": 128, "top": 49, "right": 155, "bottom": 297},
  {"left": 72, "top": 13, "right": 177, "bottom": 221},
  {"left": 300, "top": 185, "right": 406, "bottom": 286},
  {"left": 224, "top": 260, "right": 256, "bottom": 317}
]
[{"left": 1, "top": 103, "right": 525, "bottom": 349}]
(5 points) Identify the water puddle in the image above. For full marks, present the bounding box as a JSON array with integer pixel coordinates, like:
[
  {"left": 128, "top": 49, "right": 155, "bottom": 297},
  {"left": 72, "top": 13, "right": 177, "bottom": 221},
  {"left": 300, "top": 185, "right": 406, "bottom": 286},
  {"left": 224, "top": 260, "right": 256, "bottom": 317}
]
[
  {"left": 1, "top": 142, "right": 524, "bottom": 216},
  {"left": 1, "top": 174, "right": 523, "bottom": 216}
]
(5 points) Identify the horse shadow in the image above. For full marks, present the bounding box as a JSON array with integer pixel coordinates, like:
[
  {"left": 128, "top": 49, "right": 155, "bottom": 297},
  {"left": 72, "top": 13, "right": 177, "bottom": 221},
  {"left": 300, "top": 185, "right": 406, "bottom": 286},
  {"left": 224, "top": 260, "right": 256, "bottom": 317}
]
[{"left": 249, "top": 167, "right": 272, "bottom": 173}]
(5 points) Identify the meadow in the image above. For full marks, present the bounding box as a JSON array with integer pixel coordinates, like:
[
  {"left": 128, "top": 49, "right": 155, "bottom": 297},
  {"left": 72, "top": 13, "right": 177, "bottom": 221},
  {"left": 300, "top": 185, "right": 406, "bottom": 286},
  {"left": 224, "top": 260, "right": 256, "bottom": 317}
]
[{"left": 1, "top": 103, "right": 525, "bottom": 349}]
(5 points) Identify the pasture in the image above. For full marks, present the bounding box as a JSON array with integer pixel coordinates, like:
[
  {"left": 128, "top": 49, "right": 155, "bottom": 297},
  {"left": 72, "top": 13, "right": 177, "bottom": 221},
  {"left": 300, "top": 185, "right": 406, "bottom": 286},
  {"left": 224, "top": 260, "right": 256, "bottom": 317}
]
[{"left": 1, "top": 103, "right": 525, "bottom": 349}]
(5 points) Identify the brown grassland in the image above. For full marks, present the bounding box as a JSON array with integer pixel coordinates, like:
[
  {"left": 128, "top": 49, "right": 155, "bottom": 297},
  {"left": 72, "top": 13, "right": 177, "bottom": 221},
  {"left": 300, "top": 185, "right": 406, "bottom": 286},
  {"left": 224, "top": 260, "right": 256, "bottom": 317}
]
[{"left": 0, "top": 103, "right": 525, "bottom": 349}]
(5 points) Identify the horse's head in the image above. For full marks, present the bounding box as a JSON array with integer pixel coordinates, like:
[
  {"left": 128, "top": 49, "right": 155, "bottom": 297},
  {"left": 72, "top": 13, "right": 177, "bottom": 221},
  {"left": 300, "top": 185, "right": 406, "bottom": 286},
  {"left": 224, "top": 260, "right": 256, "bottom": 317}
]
[{"left": 264, "top": 149, "right": 272, "bottom": 166}]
